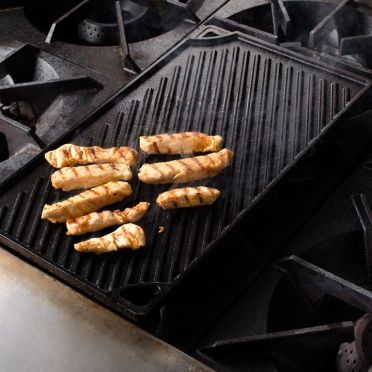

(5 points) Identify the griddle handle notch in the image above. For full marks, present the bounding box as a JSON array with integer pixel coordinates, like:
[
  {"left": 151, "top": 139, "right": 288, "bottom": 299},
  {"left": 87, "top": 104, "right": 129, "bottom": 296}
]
[{"left": 110, "top": 283, "right": 171, "bottom": 309}]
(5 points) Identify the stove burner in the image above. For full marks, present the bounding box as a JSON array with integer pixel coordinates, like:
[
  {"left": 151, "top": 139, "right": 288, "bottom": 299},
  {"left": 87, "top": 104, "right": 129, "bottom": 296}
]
[
  {"left": 224, "top": 0, "right": 372, "bottom": 71},
  {"left": 337, "top": 314, "right": 372, "bottom": 372},
  {"left": 24, "top": 0, "right": 203, "bottom": 46},
  {"left": 77, "top": 0, "right": 148, "bottom": 46}
]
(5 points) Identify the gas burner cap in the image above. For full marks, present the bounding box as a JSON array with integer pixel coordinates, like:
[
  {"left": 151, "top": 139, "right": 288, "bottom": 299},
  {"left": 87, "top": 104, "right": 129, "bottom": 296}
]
[
  {"left": 336, "top": 314, "right": 372, "bottom": 372},
  {"left": 78, "top": 0, "right": 147, "bottom": 46}
]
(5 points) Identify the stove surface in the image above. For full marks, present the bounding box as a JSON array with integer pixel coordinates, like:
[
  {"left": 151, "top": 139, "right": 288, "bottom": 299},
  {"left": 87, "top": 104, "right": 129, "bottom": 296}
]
[{"left": 2, "top": 1, "right": 372, "bottom": 372}]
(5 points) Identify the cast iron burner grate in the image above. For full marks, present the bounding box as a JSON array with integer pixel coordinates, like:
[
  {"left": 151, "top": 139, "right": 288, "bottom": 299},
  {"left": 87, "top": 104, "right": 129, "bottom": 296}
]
[
  {"left": 197, "top": 193, "right": 372, "bottom": 371},
  {"left": 0, "top": 34, "right": 122, "bottom": 187},
  {"left": 0, "top": 0, "right": 226, "bottom": 82},
  {"left": 205, "top": 0, "right": 372, "bottom": 77}
]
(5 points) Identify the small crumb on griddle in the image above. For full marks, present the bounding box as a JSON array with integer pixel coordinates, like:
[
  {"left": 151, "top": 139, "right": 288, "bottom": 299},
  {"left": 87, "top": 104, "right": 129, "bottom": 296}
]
[{"left": 158, "top": 226, "right": 165, "bottom": 234}]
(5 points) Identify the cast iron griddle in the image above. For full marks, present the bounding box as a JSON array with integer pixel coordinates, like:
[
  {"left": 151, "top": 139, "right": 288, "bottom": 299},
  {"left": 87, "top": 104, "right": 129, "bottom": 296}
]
[{"left": 0, "top": 32, "right": 370, "bottom": 320}]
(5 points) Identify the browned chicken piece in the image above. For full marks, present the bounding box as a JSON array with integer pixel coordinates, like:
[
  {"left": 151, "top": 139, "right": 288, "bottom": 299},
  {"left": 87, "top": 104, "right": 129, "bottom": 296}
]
[
  {"left": 139, "top": 132, "right": 222, "bottom": 154},
  {"left": 41, "top": 181, "right": 132, "bottom": 223},
  {"left": 51, "top": 163, "right": 132, "bottom": 191},
  {"left": 45, "top": 144, "right": 138, "bottom": 168},
  {"left": 74, "top": 223, "right": 146, "bottom": 254},
  {"left": 156, "top": 187, "right": 220, "bottom": 209},
  {"left": 66, "top": 202, "right": 150, "bottom": 235},
  {"left": 138, "top": 148, "right": 234, "bottom": 184}
]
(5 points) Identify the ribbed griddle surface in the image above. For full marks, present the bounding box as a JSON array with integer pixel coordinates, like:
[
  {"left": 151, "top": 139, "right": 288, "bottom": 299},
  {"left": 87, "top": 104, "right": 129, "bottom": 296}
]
[{"left": 0, "top": 33, "right": 370, "bottom": 319}]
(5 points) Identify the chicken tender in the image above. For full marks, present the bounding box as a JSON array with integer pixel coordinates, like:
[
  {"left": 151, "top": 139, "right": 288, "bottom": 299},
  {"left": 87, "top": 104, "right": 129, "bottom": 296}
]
[
  {"left": 156, "top": 187, "right": 220, "bottom": 209},
  {"left": 41, "top": 181, "right": 132, "bottom": 223},
  {"left": 45, "top": 144, "right": 138, "bottom": 168},
  {"left": 51, "top": 163, "right": 132, "bottom": 191},
  {"left": 66, "top": 202, "right": 150, "bottom": 235},
  {"left": 74, "top": 223, "right": 146, "bottom": 254},
  {"left": 140, "top": 132, "right": 222, "bottom": 154},
  {"left": 138, "top": 148, "right": 233, "bottom": 184}
]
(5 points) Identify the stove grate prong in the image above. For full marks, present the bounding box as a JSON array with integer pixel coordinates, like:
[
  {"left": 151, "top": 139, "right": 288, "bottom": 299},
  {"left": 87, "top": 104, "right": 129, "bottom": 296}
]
[
  {"left": 0, "top": 76, "right": 102, "bottom": 106},
  {"left": 0, "top": 115, "right": 44, "bottom": 153},
  {"left": 352, "top": 194, "right": 372, "bottom": 284},
  {"left": 114, "top": 1, "right": 141, "bottom": 75},
  {"left": 200, "top": 322, "right": 354, "bottom": 371},
  {"left": 275, "top": 255, "right": 372, "bottom": 316},
  {"left": 0, "top": 44, "right": 39, "bottom": 84},
  {"left": 270, "top": 0, "right": 292, "bottom": 38},
  {"left": 340, "top": 34, "right": 372, "bottom": 56},
  {"left": 131, "top": 0, "right": 200, "bottom": 23},
  {"left": 308, "top": 0, "right": 357, "bottom": 50}
]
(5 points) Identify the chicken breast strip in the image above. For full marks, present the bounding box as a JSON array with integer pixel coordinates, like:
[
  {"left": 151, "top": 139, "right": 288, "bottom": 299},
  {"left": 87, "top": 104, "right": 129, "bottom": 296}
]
[
  {"left": 41, "top": 181, "right": 132, "bottom": 223},
  {"left": 138, "top": 148, "right": 234, "bottom": 184},
  {"left": 51, "top": 163, "right": 132, "bottom": 191},
  {"left": 45, "top": 144, "right": 138, "bottom": 168},
  {"left": 156, "top": 187, "right": 220, "bottom": 209},
  {"left": 74, "top": 223, "right": 146, "bottom": 254},
  {"left": 139, "top": 132, "right": 222, "bottom": 154},
  {"left": 66, "top": 202, "right": 150, "bottom": 235}
]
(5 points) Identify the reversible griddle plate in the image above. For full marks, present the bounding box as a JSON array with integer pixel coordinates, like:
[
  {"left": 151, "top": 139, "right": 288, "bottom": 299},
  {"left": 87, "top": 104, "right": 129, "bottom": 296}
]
[{"left": 0, "top": 32, "right": 370, "bottom": 321}]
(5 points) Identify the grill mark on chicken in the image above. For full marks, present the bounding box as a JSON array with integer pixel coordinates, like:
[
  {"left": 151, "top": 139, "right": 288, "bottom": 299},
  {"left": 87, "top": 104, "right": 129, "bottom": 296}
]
[
  {"left": 153, "top": 142, "right": 160, "bottom": 154},
  {"left": 183, "top": 188, "right": 191, "bottom": 206},
  {"left": 150, "top": 163, "right": 165, "bottom": 176},
  {"left": 178, "top": 159, "right": 192, "bottom": 172},
  {"left": 195, "top": 187, "right": 203, "bottom": 204},
  {"left": 205, "top": 154, "right": 215, "bottom": 165},
  {"left": 192, "top": 157, "right": 205, "bottom": 170}
]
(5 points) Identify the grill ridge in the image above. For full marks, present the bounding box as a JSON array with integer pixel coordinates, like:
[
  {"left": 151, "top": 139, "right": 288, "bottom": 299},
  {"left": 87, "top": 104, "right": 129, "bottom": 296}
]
[
  {"left": 174, "top": 54, "right": 194, "bottom": 131},
  {"left": 14, "top": 177, "right": 41, "bottom": 240},
  {"left": 113, "top": 111, "right": 125, "bottom": 147},
  {"left": 25, "top": 176, "right": 51, "bottom": 246},
  {"left": 185, "top": 51, "right": 207, "bottom": 132},
  {"left": 4, "top": 191, "right": 24, "bottom": 234}
]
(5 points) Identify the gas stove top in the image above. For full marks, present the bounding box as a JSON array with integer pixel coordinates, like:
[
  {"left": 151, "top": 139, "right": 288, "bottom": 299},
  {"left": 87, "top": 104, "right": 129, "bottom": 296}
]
[{"left": 1, "top": 1, "right": 372, "bottom": 372}]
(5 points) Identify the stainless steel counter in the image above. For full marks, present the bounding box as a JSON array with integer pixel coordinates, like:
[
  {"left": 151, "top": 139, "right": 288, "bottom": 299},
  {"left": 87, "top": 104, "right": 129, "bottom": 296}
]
[{"left": 0, "top": 246, "right": 214, "bottom": 372}]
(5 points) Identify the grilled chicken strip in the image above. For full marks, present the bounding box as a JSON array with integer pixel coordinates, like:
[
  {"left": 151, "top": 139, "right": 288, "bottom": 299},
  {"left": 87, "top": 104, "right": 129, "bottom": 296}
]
[
  {"left": 41, "top": 181, "right": 132, "bottom": 223},
  {"left": 138, "top": 148, "right": 234, "bottom": 184},
  {"left": 139, "top": 132, "right": 222, "bottom": 154},
  {"left": 66, "top": 202, "right": 150, "bottom": 235},
  {"left": 45, "top": 144, "right": 138, "bottom": 168},
  {"left": 156, "top": 187, "right": 220, "bottom": 209},
  {"left": 51, "top": 163, "right": 132, "bottom": 191},
  {"left": 74, "top": 223, "right": 146, "bottom": 254}
]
